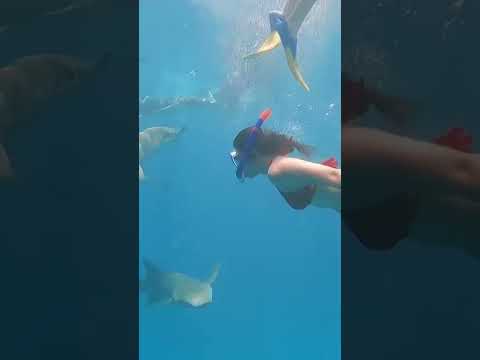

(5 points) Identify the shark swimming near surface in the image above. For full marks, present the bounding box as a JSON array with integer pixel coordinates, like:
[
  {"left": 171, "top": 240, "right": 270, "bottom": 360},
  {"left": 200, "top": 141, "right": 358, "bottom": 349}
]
[
  {"left": 0, "top": 52, "right": 111, "bottom": 178},
  {"left": 139, "top": 126, "right": 184, "bottom": 181},
  {"left": 139, "top": 91, "right": 216, "bottom": 118},
  {"left": 244, "top": 0, "right": 318, "bottom": 91},
  {"left": 140, "top": 258, "right": 221, "bottom": 308}
]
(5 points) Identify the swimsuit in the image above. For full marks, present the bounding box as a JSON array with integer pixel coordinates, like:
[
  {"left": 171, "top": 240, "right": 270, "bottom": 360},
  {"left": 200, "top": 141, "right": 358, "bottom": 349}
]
[
  {"left": 278, "top": 182, "right": 419, "bottom": 250},
  {"left": 273, "top": 155, "right": 419, "bottom": 250},
  {"left": 278, "top": 184, "right": 317, "bottom": 210}
]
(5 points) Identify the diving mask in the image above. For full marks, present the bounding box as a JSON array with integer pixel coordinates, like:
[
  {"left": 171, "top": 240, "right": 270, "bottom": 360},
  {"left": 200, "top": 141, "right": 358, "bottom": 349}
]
[{"left": 230, "top": 108, "right": 272, "bottom": 182}]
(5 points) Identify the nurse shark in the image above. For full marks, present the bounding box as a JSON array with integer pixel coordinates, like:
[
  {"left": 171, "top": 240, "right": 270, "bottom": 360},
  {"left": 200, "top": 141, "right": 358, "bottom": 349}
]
[
  {"left": 139, "top": 91, "right": 216, "bottom": 118},
  {"left": 139, "top": 126, "right": 184, "bottom": 181},
  {"left": 140, "top": 258, "right": 221, "bottom": 308}
]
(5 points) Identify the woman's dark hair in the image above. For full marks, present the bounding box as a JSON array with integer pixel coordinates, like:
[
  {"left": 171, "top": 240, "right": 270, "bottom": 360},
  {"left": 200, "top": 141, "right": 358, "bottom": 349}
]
[{"left": 233, "top": 127, "right": 314, "bottom": 158}]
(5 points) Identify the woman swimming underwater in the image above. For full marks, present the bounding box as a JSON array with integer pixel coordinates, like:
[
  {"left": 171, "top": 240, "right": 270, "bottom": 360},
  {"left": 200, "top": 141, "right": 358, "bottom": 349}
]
[
  {"left": 231, "top": 103, "right": 480, "bottom": 258},
  {"left": 230, "top": 109, "right": 341, "bottom": 211}
]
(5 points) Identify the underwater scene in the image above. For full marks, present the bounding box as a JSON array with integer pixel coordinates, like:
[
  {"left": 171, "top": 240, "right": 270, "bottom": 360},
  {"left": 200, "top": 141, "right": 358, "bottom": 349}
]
[{"left": 139, "top": 0, "right": 341, "bottom": 359}]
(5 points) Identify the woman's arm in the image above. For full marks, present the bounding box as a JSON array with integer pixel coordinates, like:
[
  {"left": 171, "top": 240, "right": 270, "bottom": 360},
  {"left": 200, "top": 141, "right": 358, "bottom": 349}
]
[
  {"left": 342, "top": 127, "right": 480, "bottom": 202},
  {"left": 269, "top": 157, "right": 341, "bottom": 189}
]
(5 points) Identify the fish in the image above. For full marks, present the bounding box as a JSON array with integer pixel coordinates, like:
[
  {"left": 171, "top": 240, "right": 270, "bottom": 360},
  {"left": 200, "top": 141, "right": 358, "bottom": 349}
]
[
  {"left": 138, "top": 126, "right": 184, "bottom": 181},
  {"left": 140, "top": 258, "right": 221, "bottom": 308},
  {"left": 244, "top": 0, "right": 318, "bottom": 91},
  {"left": 139, "top": 91, "right": 216, "bottom": 118},
  {"left": 0, "top": 52, "right": 111, "bottom": 178}
]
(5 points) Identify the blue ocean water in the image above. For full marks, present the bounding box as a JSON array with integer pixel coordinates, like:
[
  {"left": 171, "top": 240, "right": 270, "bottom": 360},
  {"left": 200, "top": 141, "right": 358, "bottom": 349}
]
[{"left": 139, "top": 1, "right": 340, "bottom": 359}]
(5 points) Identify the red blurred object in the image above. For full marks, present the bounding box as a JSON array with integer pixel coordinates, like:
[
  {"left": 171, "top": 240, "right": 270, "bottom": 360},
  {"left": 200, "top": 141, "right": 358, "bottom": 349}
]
[
  {"left": 321, "top": 157, "right": 338, "bottom": 168},
  {"left": 260, "top": 108, "right": 272, "bottom": 121},
  {"left": 433, "top": 127, "right": 473, "bottom": 153}
]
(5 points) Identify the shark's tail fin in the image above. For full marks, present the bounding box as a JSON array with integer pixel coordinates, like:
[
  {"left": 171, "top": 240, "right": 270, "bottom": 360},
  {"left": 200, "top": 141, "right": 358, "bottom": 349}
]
[
  {"left": 206, "top": 264, "right": 221, "bottom": 285},
  {"left": 177, "top": 127, "right": 186, "bottom": 136},
  {"left": 243, "top": 31, "right": 282, "bottom": 60}
]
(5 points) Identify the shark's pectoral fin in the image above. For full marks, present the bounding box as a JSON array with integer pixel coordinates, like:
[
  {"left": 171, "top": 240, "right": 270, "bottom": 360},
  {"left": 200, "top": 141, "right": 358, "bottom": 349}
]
[
  {"left": 139, "top": 165, "right": 145, "bottom": 181},
  {"left": 171, "top": 290, "right": 179, "bottom": 302},
  {"left": 284, "top": 48, "right": 310, "bottom": 92},
  {"left": 162, "top": 297, "right": 173, "bottom": 305},
  {"left": 157, "top": 295, "right": 173, "bottom": 305},
  {"left": 244, "top": 31, "right": 281, "bottom": 60},
  {"left": 146, "top": 294, "right": 172, "bottom": 307},
  {"left": 206, "top": 264, "right": 221, "bottom": 285},
  {"left": 0, "top": 143, "right": 13, "bottom": 178},
  {"left": 143, "top": 258, "right": 162, "bottom": 274}
]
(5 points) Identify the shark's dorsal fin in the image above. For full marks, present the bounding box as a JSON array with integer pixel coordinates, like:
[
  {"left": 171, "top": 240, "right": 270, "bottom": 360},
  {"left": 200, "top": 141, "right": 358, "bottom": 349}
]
[{"left": 206, "top": 264, "right": 221, "bottom": 285}]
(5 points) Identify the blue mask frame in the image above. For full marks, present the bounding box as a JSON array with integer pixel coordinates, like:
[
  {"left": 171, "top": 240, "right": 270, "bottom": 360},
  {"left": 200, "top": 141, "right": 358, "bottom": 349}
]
[{"left": 231, "top": 108, "right": 272, "bottom": 182}]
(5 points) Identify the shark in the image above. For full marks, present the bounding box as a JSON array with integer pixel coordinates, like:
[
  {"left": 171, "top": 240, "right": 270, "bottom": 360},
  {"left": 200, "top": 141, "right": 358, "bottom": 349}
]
[
  {"left": 138, "top": 126, "right": 184, "bottom": 181},
  {"left": 139, "top": 91, "right": 216, "bottom": 118},
  {"left": 0, "top": 52, "right": 111, "bottom": 178},
  {"left": 244, "top": 0, "right": 319, "bottom": 92},
  {"left": 140, "top": 258, "right": 221, "bottom": 308}
]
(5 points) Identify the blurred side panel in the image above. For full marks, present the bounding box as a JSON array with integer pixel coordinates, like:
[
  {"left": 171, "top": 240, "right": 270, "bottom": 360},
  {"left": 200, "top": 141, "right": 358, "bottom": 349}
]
[
  {"left": 342, "top": 1, "right": 480, "bottom": 359},
  {"left": 0, "top": 1, "right": 139, "bottom": 359}
]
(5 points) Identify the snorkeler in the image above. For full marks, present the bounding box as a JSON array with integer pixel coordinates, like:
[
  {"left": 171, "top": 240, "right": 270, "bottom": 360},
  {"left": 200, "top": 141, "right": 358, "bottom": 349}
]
[
  {"left": 230, "top": 109, "right": 340, "bottom": 211},
  {"left": 0, "top": 52, "right": 111, "bottom": 178},
  {"left": 244, "top": 0, "right": 318, "bottom": 91},
  {"left": 139, "top": 91, "right": 216, "bottom": 118},
  {"left": 230, "top": 107, "right": 480, "bottom": 259}
]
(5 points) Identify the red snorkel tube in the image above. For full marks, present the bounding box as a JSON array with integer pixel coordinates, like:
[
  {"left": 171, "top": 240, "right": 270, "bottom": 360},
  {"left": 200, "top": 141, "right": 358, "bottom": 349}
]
[{"left": 234, "top": 108, "right": 272, "bottom": 181}]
